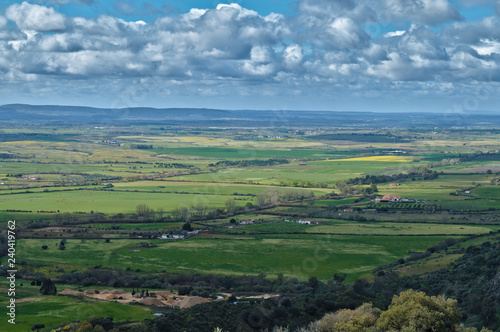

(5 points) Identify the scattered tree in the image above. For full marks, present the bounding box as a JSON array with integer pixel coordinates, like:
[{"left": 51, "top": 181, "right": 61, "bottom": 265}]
[{"left": 39, "top": 278, "right": 57, "bottom": 295}]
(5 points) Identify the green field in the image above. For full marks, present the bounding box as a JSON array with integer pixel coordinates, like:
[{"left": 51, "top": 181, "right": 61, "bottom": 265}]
[
  {"left": 0, "top": 190, "right": 246, "bottom": 214},
  {"left": 471, "top": 185, "right": 500, "bottom": 199},
  {"left": 14, "top": 236, "right": 454, "bottom": 282},
  {"left": 112, "top": 180, "right": 328, "bottom": 196},
  {"left": 2, "top": 124, "right": 500, "bottom": 330},
  {"left": 238, "top": 220, "right": 499, "bottom": 235},
  {"left": 152, "top": 146, "right": 346, "bottom": 159},
  {"left": 0, "top": 292, "right": 152, "bottom": 332}
]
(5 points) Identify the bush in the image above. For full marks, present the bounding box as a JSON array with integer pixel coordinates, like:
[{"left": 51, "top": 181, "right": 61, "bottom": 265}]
[
  {"left": 376, "top": 290, "right": 460, "bottom": 332},
  {"left": 318, "top": 303, "right": 379, "bottom": 332}
]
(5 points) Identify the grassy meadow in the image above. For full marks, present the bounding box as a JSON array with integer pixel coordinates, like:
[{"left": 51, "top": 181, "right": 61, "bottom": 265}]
[
  {"left": 14, "top": 235, "right": 454, "bottom": 282},
  {"left": 2, "top": 125, "right": 500, "bottom": 330}
]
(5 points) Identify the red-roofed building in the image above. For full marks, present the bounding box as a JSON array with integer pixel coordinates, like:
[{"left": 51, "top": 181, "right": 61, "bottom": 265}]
[{"left": 380, "top": 195, "right": 401, "bottom": 202}]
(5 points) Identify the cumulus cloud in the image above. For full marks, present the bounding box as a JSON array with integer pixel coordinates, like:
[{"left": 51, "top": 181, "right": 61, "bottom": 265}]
[
  {"left": 327, "top": 17, "right": 369, "bottom": 48},
  {"left": 0, "top": 1, "right": 499, "bottom": 110},
  {"left": 0, "top": 16, "right": 7, "bottom": 29},
  {"left": 384, "top": 30, "right": 405, "bottom": 38},
  {"left": 297, "top": 0, "right": 461, "bottom": 25},
  {"left": 283, "top": 44, "right": 303, "bottom": 68},
  {"left": 382, "top": 0, "right": 462, "bottom": 25},
  {"left": 6, "top": 2, "right": 67, "bottom": 32}
]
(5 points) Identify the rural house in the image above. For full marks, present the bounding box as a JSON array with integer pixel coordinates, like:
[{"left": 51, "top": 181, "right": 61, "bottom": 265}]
[{"left": 380, "top": 194, "right": 401, "bottom": 202}]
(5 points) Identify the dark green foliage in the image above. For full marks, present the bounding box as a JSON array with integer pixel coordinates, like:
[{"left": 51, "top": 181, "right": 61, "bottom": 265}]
[
  {"left": 87, "top": 317, "right": 114, "bottom": 330},
  {"left": 371, "top": 242, "right": 500, "bottom": 331},
  {"left": 307, "top": 133, "right": 410, "bottom": 143},
  {"left": 0, "top": 233, "right": 8, "bottom": 257},
  {"left": 31, "top": 324, "right": 45, "bottom": 331},
  {"left": 131, "top": 144, "right": 154, "bottom": 149},
  {"left": 39, "top": 278, "right": 57, "bottom": 295},
  {"left": 208, "top": 158, "right": 290, "bottom": 168},
  {"left": 177, "top": 286, "right": 193, "bottom": 296},
  {"left": 345, "top": 167, "right": 438, "bottom": 186}
]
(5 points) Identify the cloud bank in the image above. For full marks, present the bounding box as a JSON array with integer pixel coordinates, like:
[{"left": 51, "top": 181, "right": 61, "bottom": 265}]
[{"left": 0, "top": 0, "right": 499, "bottom": 111}]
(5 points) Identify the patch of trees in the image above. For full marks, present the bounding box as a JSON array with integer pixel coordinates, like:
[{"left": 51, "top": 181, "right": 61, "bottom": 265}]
[
  {"left": 39, "top": 278, "right": 57, "bottom": 295},
  {"left": 208, "top": 158, "right": 290, "bottom": 168},
  {"left": 307, "top": 133, "right": 410, "bottom": 143},
  {"left": 459, "top": 151, "right": 500, "bottom": 163},
  {"left": 130, "top": 144, "right": 153, "bottom": 149},
  {"left": 288, "top": 180, "right": 329, "bottom": 188},
  {"left": 429, "top": 157, "right": 462, "bottom": 168},
  {"left": 154, "top": 162, "right": 195, "bottom": 168},
  {"left": 255, "top": 189, "right": 315, "bottom": 209},
  {"left": 0, "top": 233, "right": 8, "bottom": 257},
  {"left": 0, "top": 153, "right": 18, "bottom": 159},
  {"left": 342, "top": 166, "right": 438, "bottom": 187}
]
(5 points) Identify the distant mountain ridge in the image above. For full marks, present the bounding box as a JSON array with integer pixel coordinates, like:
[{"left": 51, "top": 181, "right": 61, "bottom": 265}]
[{"left": 1, "top": 104, "right": 498, "bottom": 127}]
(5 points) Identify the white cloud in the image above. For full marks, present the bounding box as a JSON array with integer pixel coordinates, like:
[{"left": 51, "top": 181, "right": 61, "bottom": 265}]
[
  {"left": 215, "top": 3, "right": 259, "bottom": 19},
  {"left": 327, "top": 17, "right": 368, "bottom": 48},
  {"left": 382, "top": 0, "right": 462, "bottom": 25},
  {"left": 242, "top": 46, "right": 276, "bottom": 76},
  {"left": 183, "top": 8, "right": 207, "bottom": 21},
  {"left": 0, "top": 16, "right": 7, "bottom": 29},
  {"left": 472, "top": 39, "right": 500, "bottom": 56},
  {"left": 250, "top": 46, "right": 272, "bottom": 63},
  {"left": 283, "top": 44, "right": 303, "bottom": 68},
  {"left": 6, "top": 2, "right": 67, "bottom": 32},
  {"left": 384, "top": 30, "right": 405, "bottom": 38},
  {"left": 1, "top": 1, "right": 500, "bottom": 110}
]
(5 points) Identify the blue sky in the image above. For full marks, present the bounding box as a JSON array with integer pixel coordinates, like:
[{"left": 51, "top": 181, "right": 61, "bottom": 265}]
[{"left": 0, "top": 0, "right": 499, "bottom": 112}]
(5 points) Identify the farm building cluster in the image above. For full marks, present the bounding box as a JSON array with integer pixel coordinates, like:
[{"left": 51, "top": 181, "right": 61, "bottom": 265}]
[
  {"left": 374, "top": 195, "right": 420, "bottom": 203},
  {"left": 284, "top": 219, "right": 320, "bottom": 225}
]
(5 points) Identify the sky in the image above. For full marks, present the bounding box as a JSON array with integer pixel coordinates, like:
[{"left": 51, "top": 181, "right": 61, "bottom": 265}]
[{"left": 0, "top": 0, "right": 499, "bottom": 113}]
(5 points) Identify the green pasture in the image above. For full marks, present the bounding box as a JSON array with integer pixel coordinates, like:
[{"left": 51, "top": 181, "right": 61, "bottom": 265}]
[
  {"left": 236, "top": 221, "right": 312, "bottom": 233},
  {"left": 306, "top": 222, "right": 496, "bottom": 235},
  {"left": 392, "top": 232, "right": 500, "bottom": 277},
  {"left": 471, "top": 185, "right": 500, "bottom": 199},
  {"left": 0, "top": 161, "right": 160, "bottom": 177},
  {"left": 394, "top": 253, "right": 464, "bottom": 277},
  {"left": 437, "top": 198, "right": 500, "bottom": 210},
  {"left": 203, "top": 214, "right": 282, "bottom": 225},
  {"left": 0, "top": 211, "right": 53, "bottom": 223},
  {"left": 152, "top": 146, "right": 349, "bottom": 159},
  {"left": 313, "top": 197, "right": 358, "bottom": 206},
  {"left": 171, "top": 158, "right": 422, "bottom": 185},
  {"left": 112, "top": 180, "right": 328, "bottom": 196},
  {"left": 0, "top": 190, "right": 247, "bottom": 214},
  {"left": 384, "top": 186, "right": 500, "bottom": 210},
  {"left": 0, "top": 293, "right": 152, "bottom": 332},
  {"left": 84, "top": 222, "right": 186, "bottom": 230},
  {"left": 15, "top": 235, "right": 453, "bottom": 282},
  {"left": 375, "top": 174, "right": 500, "bottom": 210},
  {"left": 379, "top": 174, "right": 493, "bottom": 189},
  {"left": 237, "top": 220, "right": 498, "bottom": 235}
]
